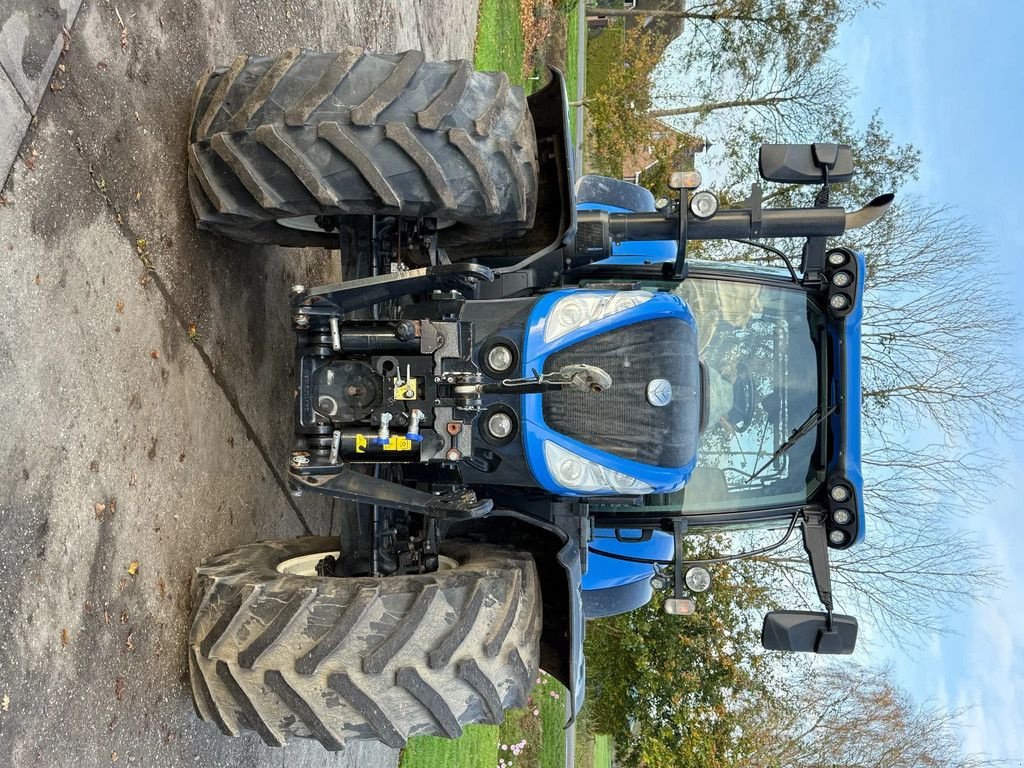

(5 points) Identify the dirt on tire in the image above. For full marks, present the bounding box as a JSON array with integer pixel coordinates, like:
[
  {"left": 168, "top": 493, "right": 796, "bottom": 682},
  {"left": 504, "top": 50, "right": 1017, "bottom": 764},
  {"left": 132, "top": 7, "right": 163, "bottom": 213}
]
[{"left": 188, "top": 537, "right": 541, "bottom": 749}]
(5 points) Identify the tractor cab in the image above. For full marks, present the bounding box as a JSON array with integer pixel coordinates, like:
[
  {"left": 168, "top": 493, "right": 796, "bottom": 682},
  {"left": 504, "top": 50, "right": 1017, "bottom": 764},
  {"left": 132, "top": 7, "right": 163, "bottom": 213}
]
[{"left": 576, "top": 145, "right": 876, "bottom": 654}]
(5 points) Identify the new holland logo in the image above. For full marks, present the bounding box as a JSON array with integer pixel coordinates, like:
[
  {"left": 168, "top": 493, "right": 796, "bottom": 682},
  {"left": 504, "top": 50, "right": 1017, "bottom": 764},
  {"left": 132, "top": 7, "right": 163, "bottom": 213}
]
[{"left": 647, "top": 378, "right": 673, "bottom": 407}]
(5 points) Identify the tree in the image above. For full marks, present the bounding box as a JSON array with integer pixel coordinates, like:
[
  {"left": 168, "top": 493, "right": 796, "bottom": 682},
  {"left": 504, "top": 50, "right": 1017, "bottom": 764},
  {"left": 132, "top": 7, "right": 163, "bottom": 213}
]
[
  {"left": 691, "top": 108, "right": 1016, "bottom": 642},
  {"left": 717, "top": 111, "right": 921, "bottom": 208},
  {"left": 587, "top": 1, "right": 873, "bottom": 75},
  {"left": 651, "top": 46, "right": 851, "bottom": 142},
  {"left": 585, "top": 536, "right": 780, "bottom": 768},
  {"left": 738, "top": 665, "right": 1002, "bottom": 768},
  {"left": 583, "top": 25, "right": 670, "bottom": 176}
]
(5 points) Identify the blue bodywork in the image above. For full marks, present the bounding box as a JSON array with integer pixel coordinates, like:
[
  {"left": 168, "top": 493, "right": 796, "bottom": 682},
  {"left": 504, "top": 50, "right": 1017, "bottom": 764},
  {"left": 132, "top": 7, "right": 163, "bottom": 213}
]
[
  {"left": 575, "top": 177, "right": 866, "bottom": 601},
  {"left": 831, "top": 251, "right": 866, "bottom": 544},
  {"left": 521, "top": 289, "right": 698, "bottom": 496}
]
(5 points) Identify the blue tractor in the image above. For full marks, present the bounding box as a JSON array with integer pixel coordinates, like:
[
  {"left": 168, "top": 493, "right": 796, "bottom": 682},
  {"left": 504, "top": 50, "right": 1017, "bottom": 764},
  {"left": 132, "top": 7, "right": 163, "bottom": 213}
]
[
  {"left": 576, "top": 174, "right": 868, "bottom": 625},
  {"left": 185, "top": 50, "right": 888, "bottom": 750}
]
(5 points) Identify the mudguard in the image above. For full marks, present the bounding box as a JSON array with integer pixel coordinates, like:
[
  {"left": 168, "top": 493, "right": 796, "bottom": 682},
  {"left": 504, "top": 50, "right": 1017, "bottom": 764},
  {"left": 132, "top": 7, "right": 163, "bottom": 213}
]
[
  {"left": 582, "top": 528, "right": 673, "bottom": 618},
  {"left": 461, "top": 508, "right": 586, "bottom": 722}
]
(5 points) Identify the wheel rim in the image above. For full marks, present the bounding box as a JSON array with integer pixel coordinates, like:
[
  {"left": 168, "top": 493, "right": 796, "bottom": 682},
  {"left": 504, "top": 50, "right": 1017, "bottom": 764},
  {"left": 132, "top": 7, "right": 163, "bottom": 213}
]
[
  {"left": 276, "top": 551, "right": 459, "bottom": 577},
  {"left": 277, "top": 215, "right": 336, "bottom": 233}
]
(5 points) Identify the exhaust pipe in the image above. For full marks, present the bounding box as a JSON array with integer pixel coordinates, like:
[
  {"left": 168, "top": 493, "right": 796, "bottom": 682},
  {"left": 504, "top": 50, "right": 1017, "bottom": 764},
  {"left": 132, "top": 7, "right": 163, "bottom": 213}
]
[{"left": 845, "top": 193, "right": 895, "bottom": 231}]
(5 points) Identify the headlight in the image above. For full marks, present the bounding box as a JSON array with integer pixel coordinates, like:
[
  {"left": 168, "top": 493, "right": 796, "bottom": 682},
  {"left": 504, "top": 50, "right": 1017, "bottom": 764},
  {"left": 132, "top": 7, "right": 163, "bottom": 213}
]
[
  {"left": 689, "top": 190, "right": 719, "bottom": 219},
  {"left": 543, "top": 441, "right": 654, "bottom": 495},
  {"left": 486, "top": 344, "right": 514, "bottom": 373},
  {"left": 684, "top": 566, "right": 712, "bottom": 593},
  {"left": 829, "top": 293, "right": 850, "bottom": 311},
  {"left": 831, "top": 270, "right": 853, "bottom": 287},
  {"left": 832, "top": 508, "right": 853, "bottom": 525},
  {"left": 829, "top": 484, "right": 850, "bottom": 502},
  {"left": 543, "top": 291, "right": 654, "bottom": 343}
]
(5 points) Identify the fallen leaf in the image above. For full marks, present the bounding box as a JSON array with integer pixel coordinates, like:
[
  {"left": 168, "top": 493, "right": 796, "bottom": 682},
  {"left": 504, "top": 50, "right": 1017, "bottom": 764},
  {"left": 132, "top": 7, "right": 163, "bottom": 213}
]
[
  {"left": 34, "top": 274, "right": 41, "bottom": 285},
  {"left": 111, "top": 751, "right": 119, "bottom": 763},
  {"left": 149, "top": 350, "right": 159, "bottom": 360},
  {"left": 156, "top": 576, "right": 166, "bottom": 598},
  {"left": 125, "top": 632, "right": 134, "bottom": 652},
  {"left": 115, "top": 299, "right": 124, "bottom": 314},
  {"left": 187, "top": 322, "right": 198, "bottom": 341},
  {"left": 127, "top": 561, "right": 140, "bottom": 576},
  {"left": 135, "top": 239, "right": 146, "bottom": 253},
  {"left": 61, "top": 628, "right": 69, "bottom": 647},
  {"left": 2, "top": 693, "right": 9, "bottom": 711},
  {"left": 94, "top": 501, "right": 107, "bottom": 520},
  {"left": 117, "top": 577, "right": 127, "bottom": 592},
  {"left": 103, "top": 610, "right": 111, "bottom": 625},
  {"left": 114, "top": 677, "right": 125, "bottom": 700},
  {"left": 120, "top": 610, "right": 128, "bottom": 624},
  {"left": 120, "top": 27, "right": 128, "bottom": 50}
]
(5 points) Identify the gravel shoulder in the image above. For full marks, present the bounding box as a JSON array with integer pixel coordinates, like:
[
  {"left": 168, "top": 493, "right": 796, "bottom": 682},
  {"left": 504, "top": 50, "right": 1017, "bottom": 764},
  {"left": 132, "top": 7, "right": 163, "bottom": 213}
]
[{"left": 0, "top": 1, "right": 479, "bottom": 765}]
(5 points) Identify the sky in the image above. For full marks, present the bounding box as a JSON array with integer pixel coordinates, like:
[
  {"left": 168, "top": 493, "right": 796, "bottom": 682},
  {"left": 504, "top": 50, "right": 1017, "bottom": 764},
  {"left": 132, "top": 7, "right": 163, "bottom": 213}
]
[{"left": 834, "top": 0, "right": 1024, "bottom": 762}]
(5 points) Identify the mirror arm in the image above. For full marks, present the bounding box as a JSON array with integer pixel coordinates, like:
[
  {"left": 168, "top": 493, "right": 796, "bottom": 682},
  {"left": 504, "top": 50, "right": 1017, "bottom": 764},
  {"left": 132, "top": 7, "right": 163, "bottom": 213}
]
[
  {"left": 671, "top": 517, "right": 689, "bottom": 598},
  {"left": 801, "top": 511, "right": 834, "bottom": 614},
  {"left": 666, "top": 191, "right": 690, "bottom": 279}
]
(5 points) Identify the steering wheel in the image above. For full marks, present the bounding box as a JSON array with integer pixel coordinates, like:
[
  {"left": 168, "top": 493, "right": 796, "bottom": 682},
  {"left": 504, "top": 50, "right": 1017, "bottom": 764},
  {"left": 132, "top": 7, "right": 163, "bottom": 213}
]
[{"left": 726, "top": 363, "right": 756, "bottom": 433}]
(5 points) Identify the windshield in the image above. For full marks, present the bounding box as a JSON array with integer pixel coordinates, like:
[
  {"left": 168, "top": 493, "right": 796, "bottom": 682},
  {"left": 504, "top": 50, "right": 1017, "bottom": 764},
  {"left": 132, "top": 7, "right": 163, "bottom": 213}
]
[{"left": 667, "top": 275, "right": 827, "bottom": 513}]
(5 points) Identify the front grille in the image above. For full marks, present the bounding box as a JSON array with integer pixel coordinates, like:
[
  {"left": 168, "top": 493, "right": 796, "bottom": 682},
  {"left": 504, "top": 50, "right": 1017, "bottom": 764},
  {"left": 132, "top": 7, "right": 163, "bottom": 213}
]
[{"left": 542, "top": 318, "right": 700, "bottom": 468}]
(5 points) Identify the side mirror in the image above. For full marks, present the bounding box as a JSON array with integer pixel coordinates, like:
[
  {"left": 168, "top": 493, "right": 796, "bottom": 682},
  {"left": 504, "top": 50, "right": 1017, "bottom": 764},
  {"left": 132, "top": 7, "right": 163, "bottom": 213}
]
[
  {"left": 761, "top": 610, "right": 858, "bottom": 654},
  {"left": 759, "top": 143, "right": 855, "bottom": 184}
]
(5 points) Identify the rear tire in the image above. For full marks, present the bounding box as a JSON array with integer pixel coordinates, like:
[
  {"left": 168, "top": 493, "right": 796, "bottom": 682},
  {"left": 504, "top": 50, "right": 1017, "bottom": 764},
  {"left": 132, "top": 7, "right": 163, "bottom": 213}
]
[
  {"left": 188, "top": 537, "right": 540, "bottom": 749},
  {"left": 188, "top": 48, "right": 538, "bottom": 247}
]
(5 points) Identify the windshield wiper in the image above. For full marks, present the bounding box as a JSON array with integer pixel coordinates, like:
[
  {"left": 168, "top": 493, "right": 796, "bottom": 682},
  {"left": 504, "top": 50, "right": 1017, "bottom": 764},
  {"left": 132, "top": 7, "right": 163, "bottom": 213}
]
[{"left": 746, "top": 403, "right": 837, "bottom": 483}]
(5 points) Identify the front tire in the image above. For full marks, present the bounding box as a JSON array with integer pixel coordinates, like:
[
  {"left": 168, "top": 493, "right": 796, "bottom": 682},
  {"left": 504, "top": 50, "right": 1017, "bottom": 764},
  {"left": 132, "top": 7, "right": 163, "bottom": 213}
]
[
  {"left": 188, "top": 48, "right": 538, "bottom": 247},
  {"left": 188, "top": 537, "right": 540, "bottom": 749}
]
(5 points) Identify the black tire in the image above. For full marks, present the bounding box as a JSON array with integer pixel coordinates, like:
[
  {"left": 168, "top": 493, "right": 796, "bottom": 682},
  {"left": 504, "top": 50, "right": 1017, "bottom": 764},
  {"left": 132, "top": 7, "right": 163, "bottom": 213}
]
[
  {"left": 188, "top": 48, "right": 538, "bottom": 247},
  {"left": 188, "top": 536, "right": 540, "bottom": 749}
]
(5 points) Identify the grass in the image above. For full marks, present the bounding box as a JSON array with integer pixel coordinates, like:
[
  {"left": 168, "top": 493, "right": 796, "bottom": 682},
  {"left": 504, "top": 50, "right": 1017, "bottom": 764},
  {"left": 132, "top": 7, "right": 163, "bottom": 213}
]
[
  {"left": 562, "top": 0, "right": 581, "bottom": 142},
  {"left": 593, "top": 734, "right": 613, "bottom": 768},
  {"left": 400, "top": 672, "right": 568, "bottom": 768},
  {"left": 475, "top": 0, "right": 527, "bottom": 86},
  {"left": 475, "top": 0, "right": 581, "bottom": 103},
  {"left": 400, "top": 724, "right": 500, "bottom": 768}
]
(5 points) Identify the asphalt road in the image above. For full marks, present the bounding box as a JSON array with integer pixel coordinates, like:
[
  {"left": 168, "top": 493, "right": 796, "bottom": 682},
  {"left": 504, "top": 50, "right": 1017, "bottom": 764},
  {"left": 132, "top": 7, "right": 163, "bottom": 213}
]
[{"left": 0, "top": 1, "right": 480, "bottom": 765}]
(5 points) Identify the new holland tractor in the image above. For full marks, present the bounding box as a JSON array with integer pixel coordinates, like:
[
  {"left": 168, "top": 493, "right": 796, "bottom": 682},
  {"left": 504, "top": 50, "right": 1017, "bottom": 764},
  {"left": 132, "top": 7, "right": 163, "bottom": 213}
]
[{"left": 185, "top": 48, "right": 889, "bottom": 749}]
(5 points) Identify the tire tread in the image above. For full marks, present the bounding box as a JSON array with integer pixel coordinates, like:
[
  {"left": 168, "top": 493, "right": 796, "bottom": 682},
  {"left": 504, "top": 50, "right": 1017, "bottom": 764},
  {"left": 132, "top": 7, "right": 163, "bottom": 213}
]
[
  {"left": 188, "top": 538, "right": 539, "bottom": 749},
  {"left": 188, "top": 49, "right": 537, "bottom": 247}
]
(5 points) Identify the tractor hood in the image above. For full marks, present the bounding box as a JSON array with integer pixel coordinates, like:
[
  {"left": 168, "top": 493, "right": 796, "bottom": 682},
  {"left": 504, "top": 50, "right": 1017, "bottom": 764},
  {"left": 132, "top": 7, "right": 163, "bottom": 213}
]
[{"left": 520, "top": 290, "right": 701, "bottom": 496}]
